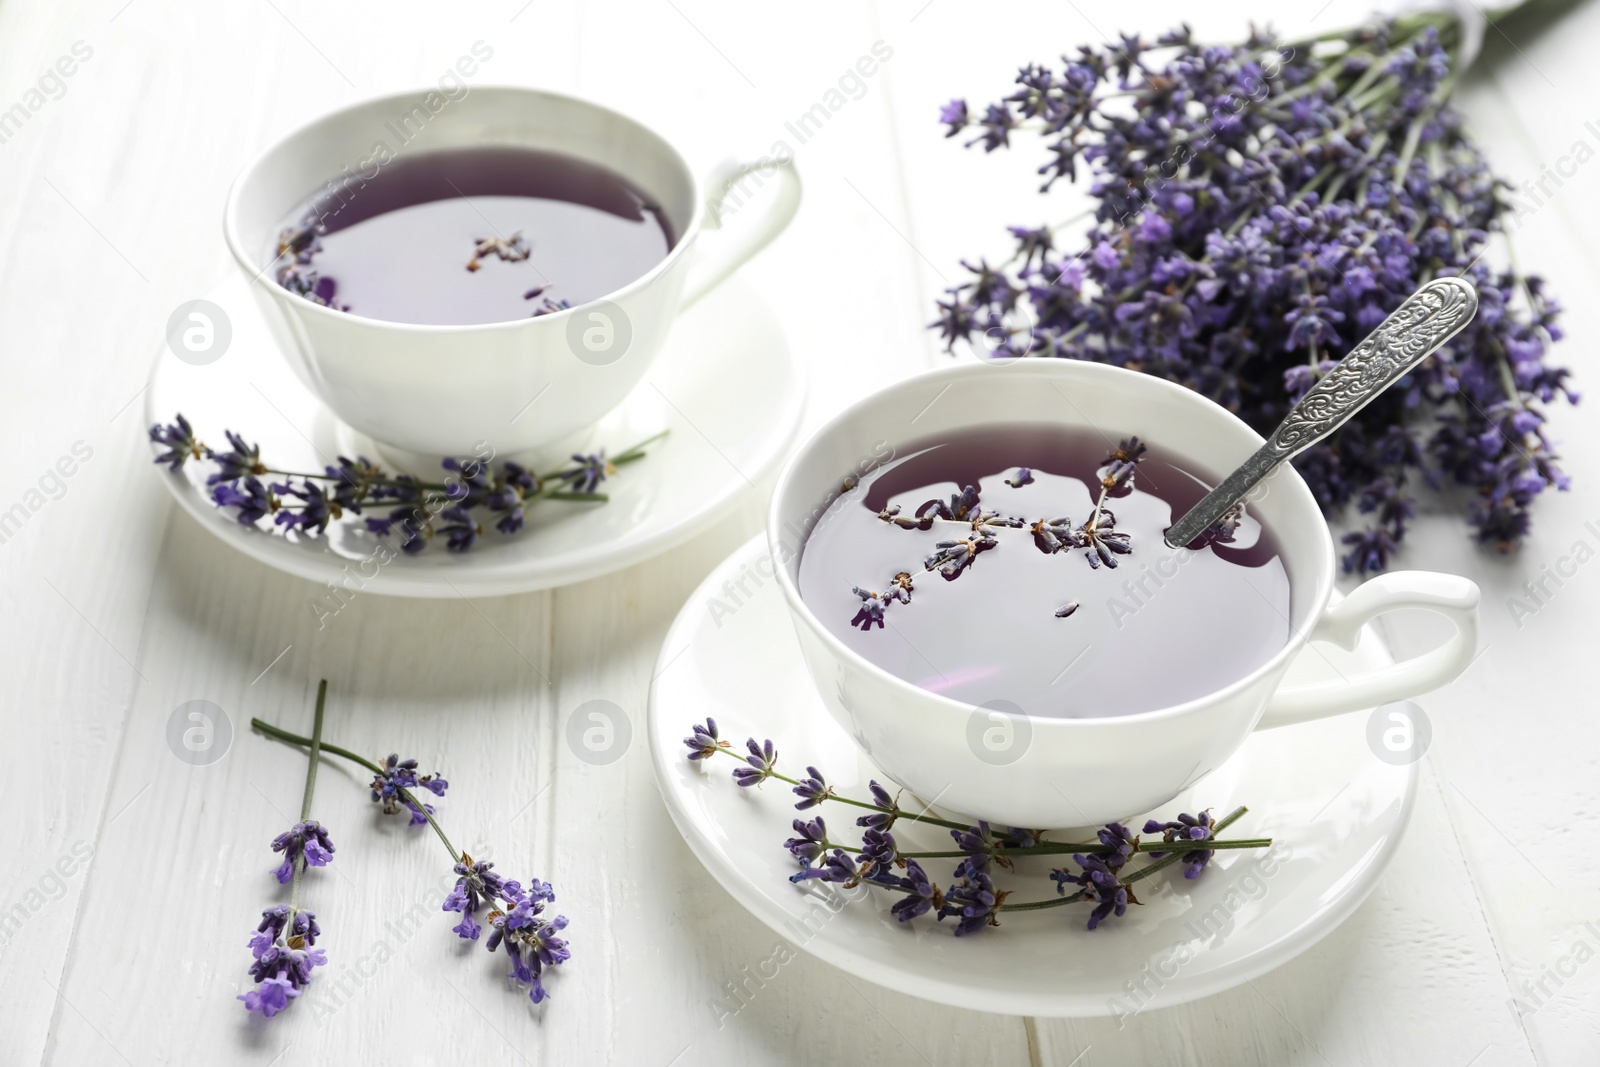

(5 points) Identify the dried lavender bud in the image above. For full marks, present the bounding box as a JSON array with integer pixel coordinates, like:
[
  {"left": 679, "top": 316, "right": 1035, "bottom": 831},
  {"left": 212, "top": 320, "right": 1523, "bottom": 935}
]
[
  {"left": 1005, "top": 467, "right": 1034, "bottom": 488},
  {"left": 466, "top": 232, "right": 530, "bottom": 271}
]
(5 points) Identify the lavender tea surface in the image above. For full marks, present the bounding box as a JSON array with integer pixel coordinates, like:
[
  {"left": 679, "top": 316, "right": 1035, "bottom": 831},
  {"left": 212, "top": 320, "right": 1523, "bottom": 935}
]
[
  {"left": 796, "top": 425, "right": 1292, "bottom": 717},
  {"left": 271, "top": 147, "right": 674, "bottom": 325}
]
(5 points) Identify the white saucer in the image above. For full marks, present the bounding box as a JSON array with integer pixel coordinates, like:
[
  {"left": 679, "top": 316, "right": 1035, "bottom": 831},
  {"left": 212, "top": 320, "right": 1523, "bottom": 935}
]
[
  {"left": 647, "top": 534, "right": 1417, "bottom": 1018},
  {"left": 145, "top": 273, "right": 805, "bottom": 597}
]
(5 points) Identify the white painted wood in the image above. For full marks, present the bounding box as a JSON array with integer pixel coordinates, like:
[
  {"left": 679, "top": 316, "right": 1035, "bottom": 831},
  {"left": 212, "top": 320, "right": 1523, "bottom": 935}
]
[{"left": 0, "top": 0, "right": 1594, "bottom": 1063}]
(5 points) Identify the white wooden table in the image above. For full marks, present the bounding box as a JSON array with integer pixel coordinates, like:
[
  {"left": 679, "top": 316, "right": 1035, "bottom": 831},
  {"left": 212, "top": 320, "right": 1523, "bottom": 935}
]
[{"left": 2, "top": 1, "right": 1597, "bottom": 1063}]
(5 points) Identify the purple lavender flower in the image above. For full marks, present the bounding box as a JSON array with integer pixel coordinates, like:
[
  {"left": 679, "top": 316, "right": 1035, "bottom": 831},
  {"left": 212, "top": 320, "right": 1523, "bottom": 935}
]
[
  {"left": 849, "top": 587, "right": 890, "bottom": 630},
  {"left": 1077, "top": 511, "right": 1131, "bottom": 569},
  {"left": 1056, "top": 854, "right": 1137, "bottom": 930},
  {"left": 684, "top": 718, "right": 726, "bottom": 761},
  {"left": 784, "top": 816, "right": 829, "bottom": 867},
  {"left": 439, "top": 505, "right": 482, "bottom": 552},
  {"left": 369, "top": 753, "right": 447, "bottom": 825},
  {"left": 939, "top": 98, "right": 969, "bottom": 136},
  {"left": 889, "top": 859, "right": 942, "bottom": 922},
  {"left": 855, "top": 779, "right": 900, "bottom": 830},
  {"left": 1099, "top": 438, "right": 1147, "bottom": 491},
  {"left": 1093, "top": 822, "right": 1138, "bottom": 871},
  {"left": 1143, "top": 810, "right": 1218, "bottom": 879},
  {"left": 789, "top": 848, "right": 860, "bottom": 886},
  {"left": 938, "top": 867, "right": 1005, "bottom": 936},
  {"left": 239, "top": 907, "right": 326, "bottom": 1016},
  {"left": 950, "top": 823, "right": 996, "bottom": 872},
  {"left": 269, "top": 820, "right": 335, "bottom": 884},
  {"left": 925, "top": 533, "right": 999, "bottom": 580},
  {"left": 1029, "top": 517, "right": 1077, "bottom": 554},
  {"left": 932, "top": 21, "right": 1574, "bottom": 571},
  {"left": 208, "top": 430, "right": 265, "bottom": 484},
  {"left": 443, "top": 854, "right": 508, "bottom": 939},
  {"left": 733, "top": 737, "right": 778, "bottom": 787},
  {"left": 212, "top": 477, "right": 278, "bottom": 526},
  {"left": 149, "top": 415, "right": 202, "bottom": 471},
  {"left": 856, "top": 828, "right": 901, "bottom": 886},
  {"left": 568, "top": 450, "right": 615, "bottom": 495},
  {"left": 274, "top": 480, "right": 339, "bottom": 535},
  {"left": 792, "top": 766, "right": 832, "bottom": 809},
  {"left": 485, "top": 881, "right": 570, "bottom": 1004}
]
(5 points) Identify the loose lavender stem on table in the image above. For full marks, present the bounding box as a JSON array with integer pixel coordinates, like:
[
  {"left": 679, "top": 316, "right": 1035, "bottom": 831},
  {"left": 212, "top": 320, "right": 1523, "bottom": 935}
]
[{"left": 251, "top": 714, "right": 572, "bottom": 1003}]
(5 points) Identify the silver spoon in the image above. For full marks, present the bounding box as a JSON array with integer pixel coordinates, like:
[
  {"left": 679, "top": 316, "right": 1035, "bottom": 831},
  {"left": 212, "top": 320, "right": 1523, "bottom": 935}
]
[{"left": 1163, "top": 276, "right": 1479, "bottom": 549}]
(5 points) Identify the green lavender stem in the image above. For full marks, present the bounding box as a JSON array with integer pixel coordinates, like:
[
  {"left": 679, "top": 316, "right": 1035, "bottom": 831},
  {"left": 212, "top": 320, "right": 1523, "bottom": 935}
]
[
  {"left": 837, "top": 836, "right": 1272, "bottom": 860},
  {"left": 252, "top": 715, "right": 460, "bottom": 863},
  {"left": 257, "top": 429, "right": 669, "bottom": 494},
  {"left": 286, "top": 680, "right": 328, "bottom": 933},
  {"left": 710, "top": 746, "right": 1271, "bottom": 860}
]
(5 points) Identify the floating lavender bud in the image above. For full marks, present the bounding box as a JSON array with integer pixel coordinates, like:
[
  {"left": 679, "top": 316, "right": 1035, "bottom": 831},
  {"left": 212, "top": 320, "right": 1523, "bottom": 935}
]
[
  {"left": 1005, "top": 467, "right": 1034, "bottom": 488},
  {"left": 466, "top": 232, "right": 530, "bottom": 271}
]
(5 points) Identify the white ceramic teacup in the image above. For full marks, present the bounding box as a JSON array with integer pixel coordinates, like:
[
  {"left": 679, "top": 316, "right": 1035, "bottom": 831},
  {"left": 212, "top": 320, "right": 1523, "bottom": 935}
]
[
  {"left": 224, "top": 86, "right": 799, "bottom": 459},
  {"left": 768, "top": 361, "right": 1480, "bottom": 828}
]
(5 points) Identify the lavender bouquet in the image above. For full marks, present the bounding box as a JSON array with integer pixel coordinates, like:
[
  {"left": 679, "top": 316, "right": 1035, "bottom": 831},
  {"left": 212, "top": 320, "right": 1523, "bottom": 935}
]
[{"left": 934, "top": 11, "right": 1573, "bottom": 572}]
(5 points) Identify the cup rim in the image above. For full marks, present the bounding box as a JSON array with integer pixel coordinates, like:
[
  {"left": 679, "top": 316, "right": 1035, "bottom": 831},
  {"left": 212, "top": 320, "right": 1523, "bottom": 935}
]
[
  {"left": 222, "top": 83, "right": 705, "bottom": 335},
  {"left": 767, "top": 359, "right": 1337, "bottom": 729}
]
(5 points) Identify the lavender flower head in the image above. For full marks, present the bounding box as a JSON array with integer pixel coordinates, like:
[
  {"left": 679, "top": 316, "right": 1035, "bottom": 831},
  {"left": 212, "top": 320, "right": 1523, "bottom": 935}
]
[
  {"left": 239, "top": 906, "right": 326, "bottom": 1017},
  {"left": 370, "top": 753, "right": 448, "bottom": 826},
  {"left": 784, "top": 816, "right": 829, "bottom": 867},
  {"left": 269, "top": 820, "right": 335, "bottom": 884},
  {"left": 442, "top": 853, "right": 507, "bottom": 940},
  {"left": 485, "top": 879, "right": 570, "bottom": 1003},
  {"left": 1143, "top": 810, "right": 1218, "bottom": 879},
  {"left": 1057, "top": 854, "right": 1137, "bottom": 930},
  {"left": 938, "top": 867, "right": 1006, "bottom": 936},
  {"left": 683, "top": 717, "right": 727, "bottom": 761},
  {"left": 149, "top": 415, "right": 203, "bottom": 472},
  {"left": 792, "top": 766, "right": 832, "bottom": 809},
  {"left": 733, "top": 737, "right": 777, "bottom": 787}
]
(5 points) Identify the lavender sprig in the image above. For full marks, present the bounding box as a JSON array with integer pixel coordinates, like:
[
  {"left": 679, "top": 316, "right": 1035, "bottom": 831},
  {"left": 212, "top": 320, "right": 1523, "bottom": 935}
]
[
  {"left": 933, "top": 19, "right": 1574, "bottom": 571},
  {"left": 251, "top": 711, "right": 571, "bottom": 1005},
  {"left": 684, "top": 719, "right": 1270, "bottom": 934},
  {"left": 149, "top": 414, "right": 667, "bottom": 553},
  {"left": 239, "top": 680, "right": 331, "bottom": 1017}
]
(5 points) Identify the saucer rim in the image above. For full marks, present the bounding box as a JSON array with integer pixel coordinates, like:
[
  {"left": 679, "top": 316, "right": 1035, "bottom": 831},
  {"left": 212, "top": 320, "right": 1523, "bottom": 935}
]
[
  {"left": 647, "top": 533, "right": 1418, "bottom": 1018},
  {"left": 146, "top": 276, "right": 807, "bottom": 598}
]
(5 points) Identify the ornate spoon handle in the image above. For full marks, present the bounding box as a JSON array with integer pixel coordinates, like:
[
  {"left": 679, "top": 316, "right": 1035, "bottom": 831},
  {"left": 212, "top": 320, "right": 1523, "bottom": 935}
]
[{"left": 1164, "top": 277, "right": 1479, "bottom": 549}]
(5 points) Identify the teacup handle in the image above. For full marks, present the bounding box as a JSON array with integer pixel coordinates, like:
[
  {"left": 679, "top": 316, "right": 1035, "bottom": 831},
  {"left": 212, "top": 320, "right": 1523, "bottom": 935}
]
[
  {"left": 1255, "top": 570, "right": 1480, "bottom": 730},
  {"left": 679, "top": 156, "right": 802, "bottom": 308}
]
